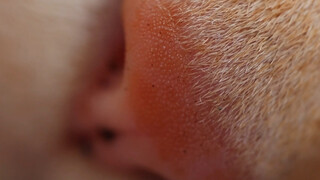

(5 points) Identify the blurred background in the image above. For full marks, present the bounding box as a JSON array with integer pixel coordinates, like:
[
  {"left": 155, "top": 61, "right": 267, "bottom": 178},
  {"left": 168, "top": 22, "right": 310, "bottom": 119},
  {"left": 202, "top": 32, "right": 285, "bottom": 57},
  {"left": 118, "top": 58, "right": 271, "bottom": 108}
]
[{"left": 0, "top": 0, "right": 128, "bottom": 179}]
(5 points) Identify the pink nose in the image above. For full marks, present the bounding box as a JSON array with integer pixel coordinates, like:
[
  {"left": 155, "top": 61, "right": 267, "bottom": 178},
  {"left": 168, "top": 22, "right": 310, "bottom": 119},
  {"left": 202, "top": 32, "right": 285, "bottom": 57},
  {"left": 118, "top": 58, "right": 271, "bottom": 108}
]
[{"left": 72, "top": 0, "right": 241, "bottom": 179}]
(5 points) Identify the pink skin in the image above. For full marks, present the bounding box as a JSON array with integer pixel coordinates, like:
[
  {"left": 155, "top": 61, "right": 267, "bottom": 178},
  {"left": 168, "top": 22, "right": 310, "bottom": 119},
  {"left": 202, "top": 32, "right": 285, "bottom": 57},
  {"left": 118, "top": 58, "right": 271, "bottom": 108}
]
[{"left": 75, "top": 0, "right": 239, "bottom": 179}]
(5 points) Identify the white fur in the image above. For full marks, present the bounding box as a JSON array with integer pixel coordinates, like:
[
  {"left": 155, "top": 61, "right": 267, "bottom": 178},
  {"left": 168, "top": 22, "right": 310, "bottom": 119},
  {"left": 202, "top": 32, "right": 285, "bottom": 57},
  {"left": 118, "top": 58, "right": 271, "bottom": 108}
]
[{"left": 165, "top": 0, "right": 320, "bottom": 179}]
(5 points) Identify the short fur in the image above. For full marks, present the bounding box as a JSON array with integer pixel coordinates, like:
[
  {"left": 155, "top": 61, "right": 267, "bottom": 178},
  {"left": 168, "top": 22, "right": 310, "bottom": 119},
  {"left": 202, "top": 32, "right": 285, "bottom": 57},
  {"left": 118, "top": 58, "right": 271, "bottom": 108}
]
[{"left": 163, "top": 0, "right": 320, "bottom": 179}]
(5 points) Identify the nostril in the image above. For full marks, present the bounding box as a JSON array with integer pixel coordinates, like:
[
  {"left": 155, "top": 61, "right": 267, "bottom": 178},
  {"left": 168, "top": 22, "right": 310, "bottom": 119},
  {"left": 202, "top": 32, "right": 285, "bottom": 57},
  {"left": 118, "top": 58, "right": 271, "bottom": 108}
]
[
  {"left": 108, "top": 59, "right": 122, "bottom": 74},
  {"left": 91, "top": 0, "right": 125, "bottom": 89},
  {"left": 98, "top": 41, "right": 125, "bottom": 88},
  {"left": 107, "top": 42, "right": 125, "bottom": 74},
  {"left": 96, "top": 127, "right": 117, "bottom": 143}
]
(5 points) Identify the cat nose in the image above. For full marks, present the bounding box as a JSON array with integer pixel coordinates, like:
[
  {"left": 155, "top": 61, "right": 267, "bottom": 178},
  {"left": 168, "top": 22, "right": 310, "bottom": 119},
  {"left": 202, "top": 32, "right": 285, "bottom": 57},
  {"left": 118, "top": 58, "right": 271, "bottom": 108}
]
[
  {"left": 72, "top": 0, "right": 237, "bottom": 179},
  {"left": 71, "top": 0, "right": 215, "bottom": 179},
  {"left": 69, "top": 0, "right": 169, "bottom": 177}
]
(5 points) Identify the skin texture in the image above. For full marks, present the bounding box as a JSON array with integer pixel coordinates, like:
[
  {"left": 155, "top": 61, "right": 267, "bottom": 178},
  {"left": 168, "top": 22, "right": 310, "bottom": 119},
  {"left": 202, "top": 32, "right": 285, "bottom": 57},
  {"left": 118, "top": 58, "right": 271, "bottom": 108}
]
[{"left": 0, "top": 0, "right": 320, "bottom": 180}]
